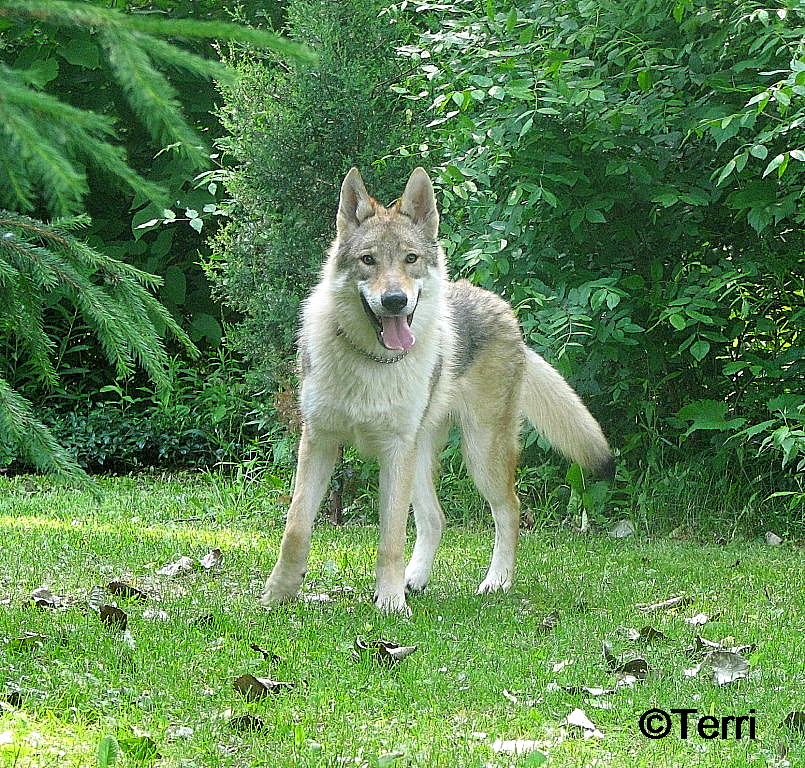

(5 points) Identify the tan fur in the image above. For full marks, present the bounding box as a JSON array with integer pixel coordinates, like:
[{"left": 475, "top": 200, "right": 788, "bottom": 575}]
[{"left": 262, "top": 167, "right": 614, "bottom": 615}]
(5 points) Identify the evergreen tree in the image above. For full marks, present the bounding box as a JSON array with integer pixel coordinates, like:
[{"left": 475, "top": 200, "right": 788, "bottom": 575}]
[{"left": 0, "top": 0, "right": 314, "bottom": 485}]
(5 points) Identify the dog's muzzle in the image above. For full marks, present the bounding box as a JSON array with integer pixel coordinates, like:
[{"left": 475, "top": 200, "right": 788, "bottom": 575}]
[{"left": 360, "top": 291, "right": 418, "bottom": 351}]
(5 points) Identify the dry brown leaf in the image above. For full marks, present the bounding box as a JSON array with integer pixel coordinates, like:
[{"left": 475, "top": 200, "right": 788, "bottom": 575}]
[
  {"left": 233, "top": 674, "right": 293, "bottom": 700},
  {"left": 107, "top": 581, "right": 148, "bottom": 602},
  {"left": 29, "top": 586, "right": 61, "bottom": 609},
  {"left": 99, "top": 605, "right": 128, "bottom": 631},
  {"left": 199, "top": 548, "right": 223, "bottom": 570},
  {"left": 354, "top": 638, "right": 417, "bottom": 666},
  {"left": 249, "top": 643, "right": 283, "bottom": 664},
  {"left": 157, "top": 556, "right": 195, "bottom": 577},
  {"left": 229, "top": 714, "right": 268, "bottom": 732},
  {"left": 783, "top": 712, "right": 805, "bottom": 733}
]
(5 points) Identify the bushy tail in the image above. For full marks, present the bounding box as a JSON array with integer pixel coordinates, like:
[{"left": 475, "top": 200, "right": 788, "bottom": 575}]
[{"left": 519, "top": 348, "right": 615, "bottom": 478}]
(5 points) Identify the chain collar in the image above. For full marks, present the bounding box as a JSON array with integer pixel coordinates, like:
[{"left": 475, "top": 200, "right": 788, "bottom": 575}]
[{"left": 335, "top": 326, "right": 408, "bottom": 364}]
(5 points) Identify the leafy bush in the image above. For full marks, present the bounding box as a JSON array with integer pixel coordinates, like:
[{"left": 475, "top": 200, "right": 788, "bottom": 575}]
[
  {"left": 12, "top": 350, "right": 262, "bottom": 474},
  {"left": 395, "top": 0, "right": 804, "bottom": 504}
]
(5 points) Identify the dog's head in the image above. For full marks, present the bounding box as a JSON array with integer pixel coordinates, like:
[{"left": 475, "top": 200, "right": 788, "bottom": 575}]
[{"left": 331, "top": 168, "right": 442, "bottom": 352}]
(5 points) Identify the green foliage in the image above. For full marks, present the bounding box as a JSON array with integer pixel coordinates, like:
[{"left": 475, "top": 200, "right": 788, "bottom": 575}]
[
  {"left": 395, "top": 0, "right": 804, "bottom": 497},
  {"left": 0, "top": 211, "right": 196, "bottom": 482},
  {"left": 0, "top": 0, "right": 315, "bottom": 216},
  {"left": 0, "top": 0, "right": 315, "bottom": 483},
  {"left": 36, "top": 351, "right": 262, "bottom": 473},
  {"left": 97, "top": 736, "right": 119, "bottom": 768},
  {"left": 206, "top": 0, "right": 427, "bottom": 385}
]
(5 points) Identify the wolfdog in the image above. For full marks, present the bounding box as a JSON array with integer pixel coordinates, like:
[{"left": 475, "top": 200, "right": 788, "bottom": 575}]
[{"left": 262, "top": 167, "right": 614, "bottom": 615}]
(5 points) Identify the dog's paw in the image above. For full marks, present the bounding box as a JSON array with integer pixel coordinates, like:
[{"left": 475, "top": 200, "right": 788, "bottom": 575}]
[
  {"left": 475, "top": 572, "right": 513, "bottom": 595},
  {"left": 373, "top": 590, "right": 412, "bottom": 617},
  {"left": 404, "top": 566, "right": 429, "bottom": 594},
  {"left": 260, "top": 586, "right": 296, "bottom": 607},
  {"left": 260, "top": 571, "right": 304, "bottom": 607}
]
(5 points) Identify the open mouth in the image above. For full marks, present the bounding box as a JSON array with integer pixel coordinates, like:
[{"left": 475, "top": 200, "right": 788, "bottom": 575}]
[{"left": 360, "top": 292, "right": 417, "bottom": 351}]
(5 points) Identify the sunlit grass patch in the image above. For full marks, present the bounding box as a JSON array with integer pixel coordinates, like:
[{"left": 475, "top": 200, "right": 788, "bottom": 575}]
[{"left": 0, "top": 474, "right": 803, "bottom": 767}]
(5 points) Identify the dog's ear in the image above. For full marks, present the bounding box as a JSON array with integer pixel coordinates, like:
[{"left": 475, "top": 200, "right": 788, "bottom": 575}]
[
  {"left": 337, "top": 168, "right": 375, "bottom": 239},
  {"left": 399, "top": 167, "right": 438, "bottom": 241}
]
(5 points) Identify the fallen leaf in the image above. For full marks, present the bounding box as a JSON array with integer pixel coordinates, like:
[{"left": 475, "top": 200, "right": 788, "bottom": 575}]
[
  {"left": 637, "top": 594, "right": 692, "bottom": 612},
  {"left": 29, "top": 586, "right": 60, "bottom": 609},
  {"left": 685, "top": 650, "right": 750, "bottom": 686},
  {"left": 354, "top": 638, "right": 417, "bottom": 666},
  {"left": 157, "top": 556, "right": 195, "bottom": 577},
  {"left": 539, "top": 610, "right": 559, "bottom": 633},
  {"left": 100, "top": 605, "right": 128, "bottom": 632},
  {"left": 765, "top": 531, "right": 783, "bottom": 546},
  {"left": 233, "top": 674, "right": 293, "bottom": 700},
  {"left": 709, "top": 650, "right": 750, "bottom": 686},
  {"left": 608, "top": 519, "right": 635, "bottom": 539},
  {"left": 566, "top": 707, "right": 604, "bottom": 739},
  {"left": 199, "top": 548, "right": 223, "bottom": 570},
  {"left": 8, "top": 632, "right": 50, "bottom": 653},
  {"left": 614, "top": 674, "right": 639, "bottom": 689},
  {"left": 250, "top": 643, "right": 283, "bottom": 664},
  {"left": 603, "top": 642, "right": 648, "bottom": 678},
  {"left": 552, "top": 659, "right": 574, "bottom": 673},
  {"left": 107, "top": 581, "right": 148, "bottom": 602},
  {"left": 190, "top": 614, "right": 217, "bottom": 628},
  {"left": 142, "top": 607, "right": 169, "bottom": 622},
  {"left": 623, "top": 625, "right": 669, "bottom": 642},
  {"left": 490, "top": 738, "right": 544, "bottom": 755},
  {"left": 687, "top": 636, "right": 755, "bottom": 657},
  {"left": 783, "top": 711, "right": 805, "bottom": 733},
  {"left": 502, "top": 689, "right": 540, "bottom": 707},
  {"left": 1, "top": 691, "right": 22, "bottom": 708},
  {"left": 87, "top": 585, "right": 106, "bottom": 612},
  {"left": 614, "top": 658, "right": 649, "bottom": 679},
  {"left": 229, "top": 715, "right": 268, "bottom": 732},
  {"left": 684, "top": 612, "right": 710, "bottom": 626}
]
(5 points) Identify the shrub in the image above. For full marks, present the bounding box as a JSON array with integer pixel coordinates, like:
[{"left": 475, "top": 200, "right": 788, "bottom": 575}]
[{"left": 206, "top": 0, "right": 428, "bottom": 391}]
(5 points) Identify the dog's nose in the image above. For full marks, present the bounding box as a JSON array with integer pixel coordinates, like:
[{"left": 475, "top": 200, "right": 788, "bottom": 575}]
[{"left": 380, "top": 290, "right": 408, "bottom": 313}]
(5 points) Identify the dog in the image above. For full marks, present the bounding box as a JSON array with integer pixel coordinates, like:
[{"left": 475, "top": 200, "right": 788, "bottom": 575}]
[{"left": 261, "top": 167, "right": 614, "bottom": 615}]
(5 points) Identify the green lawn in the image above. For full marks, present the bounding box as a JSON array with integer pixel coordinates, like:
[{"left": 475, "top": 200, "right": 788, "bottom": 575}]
[{"left": 0, "top": 474, "right": 803, "bottom": 767}]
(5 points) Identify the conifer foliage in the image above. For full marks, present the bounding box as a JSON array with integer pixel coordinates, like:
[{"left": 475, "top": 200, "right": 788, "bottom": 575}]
[{"left": 0, "top": 0, "right": 314, "bottom": 484}]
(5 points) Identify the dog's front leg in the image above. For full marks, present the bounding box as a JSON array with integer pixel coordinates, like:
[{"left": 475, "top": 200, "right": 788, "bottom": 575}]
[
  {"left": 262, "top": 426, "right": 339, "bottom": 606},
  {"left": 374, "top": 443, "right": 416, "bottom": 616}
]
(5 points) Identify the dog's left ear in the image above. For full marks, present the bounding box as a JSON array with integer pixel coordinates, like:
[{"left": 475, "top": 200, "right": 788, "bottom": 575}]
[{"left": 399, "top": 167, "right": 439, "bottom": 241}]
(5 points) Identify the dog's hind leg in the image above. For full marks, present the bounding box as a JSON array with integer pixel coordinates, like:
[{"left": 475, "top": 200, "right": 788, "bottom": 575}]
[
  {"left": 261, "top": 426, "right": 339, "bottom": 606},
  {"left": 405, "top": 426, "right": 449, "bottom": 594},
  {"left": 461, "top": 412, "right": 522, "bottom": 595}
]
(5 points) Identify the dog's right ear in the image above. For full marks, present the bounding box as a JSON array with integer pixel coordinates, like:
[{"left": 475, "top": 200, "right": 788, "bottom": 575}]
[{"left": 337, "top": 168, "right": 375, "bottom": 239}]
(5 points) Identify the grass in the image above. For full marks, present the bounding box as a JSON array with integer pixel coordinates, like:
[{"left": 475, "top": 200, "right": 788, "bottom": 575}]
[{"left": 0, "top": 473, "right": 804, "bottom": 767}]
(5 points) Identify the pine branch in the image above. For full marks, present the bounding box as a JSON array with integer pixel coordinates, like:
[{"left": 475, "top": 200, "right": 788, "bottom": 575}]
[
  {"left": 0, "top": 374, "right": 96, "bottom": 491},
  {"left": 100, "top": 27, "right": 209, "bottom": 169},
  {"left": 0, "top": 1, "right": 317, "bottom": 67},
  {"left": 0, "top": 0, "right": 317, "bottom": 216},
  {"left": 0, "top": 211, "right": 199, "bottom": 483}
]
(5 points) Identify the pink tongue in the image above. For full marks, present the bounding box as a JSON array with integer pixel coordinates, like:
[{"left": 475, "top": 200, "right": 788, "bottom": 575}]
[{"left": 380, "top": 316, "right": 415, "bottom": 351}]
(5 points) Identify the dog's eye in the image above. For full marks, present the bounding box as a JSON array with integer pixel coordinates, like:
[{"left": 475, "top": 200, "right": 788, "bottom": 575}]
[
  {"left": 405, "top": 253, "right": 419, "bottom": 264},
  {"left": 360, "top": 254, "right": 376, "bottom": 266}
]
